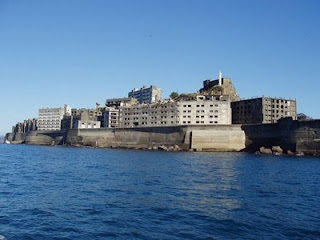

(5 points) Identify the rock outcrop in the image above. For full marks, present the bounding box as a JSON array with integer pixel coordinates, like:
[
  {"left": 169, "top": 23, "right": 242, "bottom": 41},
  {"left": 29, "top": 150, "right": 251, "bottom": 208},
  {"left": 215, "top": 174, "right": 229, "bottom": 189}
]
[{"left": 259, "top": 147, "right": 272, "bottom": 154}]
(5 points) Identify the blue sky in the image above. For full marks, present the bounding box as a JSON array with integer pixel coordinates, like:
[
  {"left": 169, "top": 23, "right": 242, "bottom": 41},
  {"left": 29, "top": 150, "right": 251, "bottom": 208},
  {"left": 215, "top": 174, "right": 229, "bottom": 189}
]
[{"left": 0, "top": 0, "right": 319, "bottom": 135}]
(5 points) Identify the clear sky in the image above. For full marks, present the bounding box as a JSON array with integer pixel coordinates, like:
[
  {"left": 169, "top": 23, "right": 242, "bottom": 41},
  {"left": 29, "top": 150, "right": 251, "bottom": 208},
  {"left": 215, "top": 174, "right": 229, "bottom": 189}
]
[{"left": 0, "top": 0, "right": 319, "bottom": 135}]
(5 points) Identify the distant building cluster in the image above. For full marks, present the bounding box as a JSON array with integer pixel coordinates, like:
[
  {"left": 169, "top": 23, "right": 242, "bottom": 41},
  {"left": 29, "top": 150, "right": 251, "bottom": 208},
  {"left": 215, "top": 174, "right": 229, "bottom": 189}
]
[
  {"left": 12, "top": 118, "right": 37, "bottom": 134},
  {"left": 11, "top": 74, "right": 297, "bottom": 133}
]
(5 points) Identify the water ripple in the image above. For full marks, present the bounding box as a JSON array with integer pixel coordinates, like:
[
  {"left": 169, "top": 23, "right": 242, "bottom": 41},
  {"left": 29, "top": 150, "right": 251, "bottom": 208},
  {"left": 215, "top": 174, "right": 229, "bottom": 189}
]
[{"left": 0, "top": 144, "right": 320, "bottom": 239}]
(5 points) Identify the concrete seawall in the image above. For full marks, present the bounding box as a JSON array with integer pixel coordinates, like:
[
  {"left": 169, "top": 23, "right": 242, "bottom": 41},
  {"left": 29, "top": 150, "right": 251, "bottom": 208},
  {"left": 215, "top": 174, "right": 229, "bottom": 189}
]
[
  {"left": 242, "top": 118, "right": 320, "bottom": 154},
  {"left": 66, "top": 125, "right": 246, "bottom": 151},
  {"left": 9, "top": 125, "right": 246, "bottom": 151},
  {"left": 67, "top": 127, "right": 188, "bottom": 149},
  {"left": 5, "top": 118, "right": 320, "bottom": 154}
]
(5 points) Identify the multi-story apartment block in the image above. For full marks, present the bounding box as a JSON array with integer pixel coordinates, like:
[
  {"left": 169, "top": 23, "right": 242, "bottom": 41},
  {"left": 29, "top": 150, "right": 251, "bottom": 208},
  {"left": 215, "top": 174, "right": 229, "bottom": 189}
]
[
  {"left": 103, "top": 107, "right": 119, "bottom": 128},
  {"left": 128, "top": 85, "right": 162, "bottom": 103},
  {"left": 231, "top": 97, "right": 297, "bottom": 124},
  {"left": 62, "top": 108, "right": 101, "bottom": 129},
  {"left": 38, "top": 104, "right": 71, "bottom": 131},
  {"left": 119, "top": 95, "right": 231, "bottom": 128},
  {"left": 71, "top": 108, "right": 103, "bottom": 119},
  {"left": 103, "top": 98, "right": 138, "bottom": 128}
]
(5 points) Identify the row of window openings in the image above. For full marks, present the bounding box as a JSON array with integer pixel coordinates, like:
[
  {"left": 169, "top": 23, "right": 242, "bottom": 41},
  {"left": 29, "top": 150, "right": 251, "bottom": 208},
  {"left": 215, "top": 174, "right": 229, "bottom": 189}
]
[
  {"left": 123, "top": 103, "right": 221, "bottom": 111},
  {"left": 124, "top": 116, "right": 179, "bottom": 120},
  {"left": 125, "top": 120, "right": 219, "bottom": 125},
  {"left": 264, "top": 114, "right": 289, "bottom": 118},
  {"left": 39, "top": 111, "right": 62, "bottom": 114},
  {"left": 125, "top": 114, "right": 222, "bottom": 121},
  {"left": 123, "top": 109, "right": 219, "bottom": 115},
  {"left": 235, "top": 104, "right": 289, "bottom": 110},
  {"left": 183, "top": 104, "right": 219, "bottom": 108},
  {"left": 182, "top": 121, "right": 218, "bottom": 124},
  {"left": 38, "top": 119, "right": 60, "bottom": 121},
  {"left": 237, "top": 110, "right": 290, "bottom": 115},
  {"left": 271, "top": 100, "right": 289, "bottom": 104},
  {"left": 123, "top": 121, "right": 179, "bottom": 126},
  {"left": 183, "top": 115, "right": 218, "bottom": 118},
  {"left": 125, "top": 105, "right": 174, "bottom": 111},
  {"left": 123, "top": 111, "right": 177, "bottom": 115}
]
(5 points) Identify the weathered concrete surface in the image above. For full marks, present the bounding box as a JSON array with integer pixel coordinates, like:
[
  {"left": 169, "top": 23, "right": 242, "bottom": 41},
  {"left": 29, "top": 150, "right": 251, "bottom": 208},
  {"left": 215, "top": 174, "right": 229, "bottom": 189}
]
[
  {"left": 25, "top": 131, "right": 67, "bottom": 145},
  {"left": 290, "top": 120, "right": 320, "bottom": 155},
  {"left": 241, "top": 123, "right": 282, "bottom": 151},
  {"left": 4, "top": 118, "right": 320, "bottom": 154},
  {"left": 185, "top": 125, "right": 245, "bottom": 151},
  {"left": 65, "top": 125, "right": 246, "bottom": 151},
  {"left": 242, "top": 118, "right": 320, "bottom": 154},
  {"left": 67, "top": 127, "right": 189, "bottom": 149},
  {"left": 5, "top": 132, "right": 26, "bottom": 144},
  {"left": 5, "top": 133, "right": 14, "bottom": 142}
]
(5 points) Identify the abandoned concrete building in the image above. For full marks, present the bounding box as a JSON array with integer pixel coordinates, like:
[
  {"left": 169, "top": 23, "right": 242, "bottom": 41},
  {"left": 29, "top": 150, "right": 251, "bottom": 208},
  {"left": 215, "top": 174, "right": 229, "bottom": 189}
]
[{"left": 231, "top": 97, "right": 297, "bottom": 124}]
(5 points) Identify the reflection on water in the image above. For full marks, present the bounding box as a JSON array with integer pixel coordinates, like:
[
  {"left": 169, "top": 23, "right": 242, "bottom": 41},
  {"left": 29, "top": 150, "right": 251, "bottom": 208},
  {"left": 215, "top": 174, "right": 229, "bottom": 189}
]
[{"left": 0, "top": 145, "right": 320, "bottom": 239}]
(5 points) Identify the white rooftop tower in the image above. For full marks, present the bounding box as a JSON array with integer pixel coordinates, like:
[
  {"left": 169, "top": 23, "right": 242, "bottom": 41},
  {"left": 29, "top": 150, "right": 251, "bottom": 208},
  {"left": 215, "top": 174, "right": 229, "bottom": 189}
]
[{"left": 218, "top": 71, "right": 222, "bottom": 86}]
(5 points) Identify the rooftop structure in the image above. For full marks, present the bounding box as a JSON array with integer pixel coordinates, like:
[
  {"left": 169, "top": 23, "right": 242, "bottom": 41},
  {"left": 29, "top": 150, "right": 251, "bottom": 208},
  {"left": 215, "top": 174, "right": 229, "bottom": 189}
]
[
  {"left": 200, "top": 72, "right": 240, "bottom": 102},
  {"left": 106, "top": 97, "right": 138, "bottom": 108},
  {"left": 128, "top": 85, "right": 162, "bottom": 103}
]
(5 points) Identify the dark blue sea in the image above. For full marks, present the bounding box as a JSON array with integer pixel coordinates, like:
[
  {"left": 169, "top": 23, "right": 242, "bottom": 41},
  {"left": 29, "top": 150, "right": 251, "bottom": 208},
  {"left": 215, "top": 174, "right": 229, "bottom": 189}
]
[{"left": 0, "top": 144, "right": 320, "bottom": 239}]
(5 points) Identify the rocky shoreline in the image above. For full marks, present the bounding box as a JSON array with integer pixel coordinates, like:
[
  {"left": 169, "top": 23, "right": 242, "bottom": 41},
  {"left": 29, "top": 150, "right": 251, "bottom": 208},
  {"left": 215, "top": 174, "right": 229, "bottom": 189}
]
[
  {"left": 5, "top": 118, "right": 320, "bottom": 156},
  {"left": 256, "top": 146, "right": 309, "bottom": 157},
  {"left": 3, "top": 138, "right": 319, "bottom": 156},
  {"left": 70, "top": 143, "right": 184, "bottom": 152}
]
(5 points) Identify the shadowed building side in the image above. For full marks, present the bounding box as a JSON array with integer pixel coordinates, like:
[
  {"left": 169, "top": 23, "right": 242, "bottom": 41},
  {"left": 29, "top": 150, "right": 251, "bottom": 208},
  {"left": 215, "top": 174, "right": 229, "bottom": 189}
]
[{"left": 231, "top": 97, "right": 297, "bottom": 124}]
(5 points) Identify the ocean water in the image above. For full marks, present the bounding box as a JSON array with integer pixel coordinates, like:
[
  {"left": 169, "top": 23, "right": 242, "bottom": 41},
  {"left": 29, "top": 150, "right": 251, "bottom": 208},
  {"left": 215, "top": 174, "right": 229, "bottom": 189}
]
[{"left": 0, "top": 144, "right": 319, "bottom": 239}]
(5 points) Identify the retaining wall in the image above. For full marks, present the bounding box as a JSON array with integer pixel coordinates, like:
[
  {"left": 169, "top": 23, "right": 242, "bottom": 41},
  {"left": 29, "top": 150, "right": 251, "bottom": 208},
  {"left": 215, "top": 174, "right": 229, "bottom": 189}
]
[{"left": 4, "top": 118, "right": 320, "bottom": 154}]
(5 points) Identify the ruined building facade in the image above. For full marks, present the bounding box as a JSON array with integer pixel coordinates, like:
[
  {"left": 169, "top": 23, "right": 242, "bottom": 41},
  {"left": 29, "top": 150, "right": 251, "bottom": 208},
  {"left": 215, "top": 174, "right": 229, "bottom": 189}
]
[{"left": 231, "top": 97, "right": 297, "bottom": 124}]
